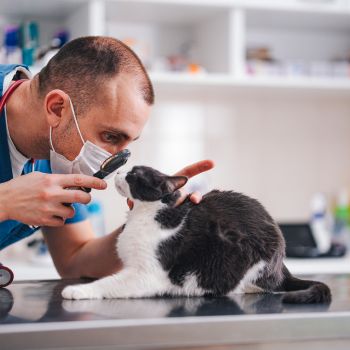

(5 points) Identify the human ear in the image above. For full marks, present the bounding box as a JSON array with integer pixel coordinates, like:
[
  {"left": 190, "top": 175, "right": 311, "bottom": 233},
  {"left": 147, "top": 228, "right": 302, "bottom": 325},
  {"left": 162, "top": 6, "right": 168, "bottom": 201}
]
[{"left": 44, "top": 89, "right": 70, "bottom": 128}]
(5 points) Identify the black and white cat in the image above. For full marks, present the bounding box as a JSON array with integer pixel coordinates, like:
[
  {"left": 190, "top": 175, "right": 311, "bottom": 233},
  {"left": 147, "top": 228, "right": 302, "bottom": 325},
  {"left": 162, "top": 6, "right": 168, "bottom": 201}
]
[{"left": 62, "top": 166, "right": 331, "bottom": 304}]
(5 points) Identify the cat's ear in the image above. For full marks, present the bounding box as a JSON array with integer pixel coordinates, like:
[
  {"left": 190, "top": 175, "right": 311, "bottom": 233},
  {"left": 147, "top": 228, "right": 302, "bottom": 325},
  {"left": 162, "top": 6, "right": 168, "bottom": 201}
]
[{"left": 166, "top": 176, "right": 188, "bottom": 192}]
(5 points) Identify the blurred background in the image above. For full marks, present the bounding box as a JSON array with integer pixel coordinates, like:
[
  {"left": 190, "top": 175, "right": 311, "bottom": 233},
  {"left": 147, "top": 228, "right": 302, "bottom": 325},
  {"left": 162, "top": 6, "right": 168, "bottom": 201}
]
[{"left": 1, "top": 0, "right": 350, "bottom": 278}]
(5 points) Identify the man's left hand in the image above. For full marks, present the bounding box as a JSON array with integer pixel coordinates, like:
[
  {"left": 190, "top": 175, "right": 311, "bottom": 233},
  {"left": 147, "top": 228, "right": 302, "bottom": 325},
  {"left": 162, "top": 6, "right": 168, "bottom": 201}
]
[{"left": 173, "top": 159, "right": 214, "bottom": 205}]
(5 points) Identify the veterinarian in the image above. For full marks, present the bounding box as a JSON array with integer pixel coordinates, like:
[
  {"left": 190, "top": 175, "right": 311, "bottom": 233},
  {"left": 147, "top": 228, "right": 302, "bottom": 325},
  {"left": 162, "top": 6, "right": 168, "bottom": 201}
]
[{"left": 0, "top": 36, "right": 214, "bottom": 278}]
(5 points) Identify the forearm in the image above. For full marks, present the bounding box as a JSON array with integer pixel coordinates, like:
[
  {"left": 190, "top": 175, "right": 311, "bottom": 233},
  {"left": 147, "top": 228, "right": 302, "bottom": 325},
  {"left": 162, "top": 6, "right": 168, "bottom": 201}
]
[
  {"left": 62, "top": 228, "right": 122, "bottom": 278},
  {"left": 44, "top": 222, "right": 124, "bottom": 279},
  {"left": 64, "top": 227, "right": 124, "bottom": 278}
]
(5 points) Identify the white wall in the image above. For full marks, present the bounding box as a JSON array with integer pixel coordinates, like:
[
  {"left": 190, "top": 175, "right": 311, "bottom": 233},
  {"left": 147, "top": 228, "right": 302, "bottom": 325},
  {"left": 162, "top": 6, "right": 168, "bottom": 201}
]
[{"left": 92, "top": 92, "right": 350, "bottom": 233}]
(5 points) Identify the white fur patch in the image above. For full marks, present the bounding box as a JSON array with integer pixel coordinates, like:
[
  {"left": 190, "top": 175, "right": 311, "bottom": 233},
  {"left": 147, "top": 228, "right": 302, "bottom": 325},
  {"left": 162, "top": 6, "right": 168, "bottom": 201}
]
[
  {"left": 114, "top": 170, "right": 132, "bottom": 198},
  {"left": 170, "top": 273, "right": 207, "bottom": 297},
  {"left": 229, "top": 260, "right": 266, "bottom": 295}
]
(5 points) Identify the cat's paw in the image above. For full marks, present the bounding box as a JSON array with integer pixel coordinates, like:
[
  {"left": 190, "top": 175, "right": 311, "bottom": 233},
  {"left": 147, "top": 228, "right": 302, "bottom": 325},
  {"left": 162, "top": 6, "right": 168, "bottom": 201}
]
[{"left": 61, "top": 284, "right": 103, "bottom": 300}]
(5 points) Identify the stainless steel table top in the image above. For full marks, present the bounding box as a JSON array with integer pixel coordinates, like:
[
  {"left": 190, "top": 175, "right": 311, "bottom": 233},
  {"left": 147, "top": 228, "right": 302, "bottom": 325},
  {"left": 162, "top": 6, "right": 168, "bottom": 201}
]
[{"left": 1, "top": 274, "right": 350, "bottom": 350}]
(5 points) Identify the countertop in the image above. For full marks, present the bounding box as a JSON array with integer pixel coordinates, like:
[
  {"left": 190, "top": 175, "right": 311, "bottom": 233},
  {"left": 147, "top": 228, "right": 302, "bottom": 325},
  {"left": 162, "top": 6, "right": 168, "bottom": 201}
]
[
  {"left": 5, "top": 254, "right": 350, "bottom": 282},
  {"left": 1, "top": 275, "right": 350, "bottom": 350}
]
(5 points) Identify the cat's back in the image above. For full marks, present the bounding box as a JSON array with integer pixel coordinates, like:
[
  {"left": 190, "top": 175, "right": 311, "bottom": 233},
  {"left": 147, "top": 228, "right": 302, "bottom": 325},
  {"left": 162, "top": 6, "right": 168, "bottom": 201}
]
[
  {"left": 182, "top": 189, "right": 284, "bottom": 258},
  {"left": 190, "top": 189, "right": 273, "bottom": 224}
]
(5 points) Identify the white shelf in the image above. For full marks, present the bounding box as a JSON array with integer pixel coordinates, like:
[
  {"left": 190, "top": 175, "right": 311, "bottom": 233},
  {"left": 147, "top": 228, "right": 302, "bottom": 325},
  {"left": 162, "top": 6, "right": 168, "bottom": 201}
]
[
  {"left": 150, "top": 72, "right": 350, "bottom": 96},
  {"left": 285, "top": 254, "right": 350, "bottom": 275},
  {"left": 2, "top": 0, "right": 350, "bottom": 20},
  {"left": 107, "top": 0, "right": 350, "bottom": 15},
  {"left": 239, "top": 0, "right": 350, "bottom": 16},
  {"left": 236, "top": 76, "right": 350, "bottom": 92},
  {"left": 0, "top": 0, "right": 86, "bottom": 18}
]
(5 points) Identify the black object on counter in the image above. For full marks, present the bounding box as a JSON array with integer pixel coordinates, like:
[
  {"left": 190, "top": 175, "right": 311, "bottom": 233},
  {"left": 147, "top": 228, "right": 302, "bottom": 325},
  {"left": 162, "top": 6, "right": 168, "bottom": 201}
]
[{"left": 279, "top": 223, "right": 346, "bottom": 258}]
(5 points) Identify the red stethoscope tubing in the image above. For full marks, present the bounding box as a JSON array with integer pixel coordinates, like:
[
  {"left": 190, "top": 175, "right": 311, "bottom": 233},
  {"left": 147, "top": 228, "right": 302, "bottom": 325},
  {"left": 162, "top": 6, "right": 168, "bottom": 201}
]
[
  {"left": 0, "top": 79, "right": 27, "bottom": 113},
  {"left": 0, "top": 79, "right": 29, "bottom": 288},
  {"left": 1, "top": 79, "right": 35, "bottom": 171}
]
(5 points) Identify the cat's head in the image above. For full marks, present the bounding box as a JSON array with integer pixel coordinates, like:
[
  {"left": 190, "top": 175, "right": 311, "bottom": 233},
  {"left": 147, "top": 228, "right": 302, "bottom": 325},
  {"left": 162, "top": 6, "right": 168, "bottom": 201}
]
[{"left": 115, "top": 166, "right": 188, "bottom": 204}]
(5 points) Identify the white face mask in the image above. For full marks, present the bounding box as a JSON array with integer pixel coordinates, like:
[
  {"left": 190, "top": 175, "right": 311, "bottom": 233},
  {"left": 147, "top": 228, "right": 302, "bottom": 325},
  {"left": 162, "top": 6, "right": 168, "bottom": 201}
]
[{"left": 49, "top": 98, "right": 112, "bottom": 176}]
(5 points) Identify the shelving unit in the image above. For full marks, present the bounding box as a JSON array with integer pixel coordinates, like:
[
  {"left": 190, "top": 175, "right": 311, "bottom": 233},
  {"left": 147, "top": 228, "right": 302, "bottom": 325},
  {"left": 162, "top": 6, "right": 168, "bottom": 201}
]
[{"left": 2, "top": 0, "right": 350, "bottom": 92}]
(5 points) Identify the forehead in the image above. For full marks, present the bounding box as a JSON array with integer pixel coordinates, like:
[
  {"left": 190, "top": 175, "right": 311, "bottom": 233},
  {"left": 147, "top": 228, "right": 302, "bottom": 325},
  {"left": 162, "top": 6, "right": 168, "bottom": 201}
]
[{"left": 88, "top": 74, "right": 151, "bottom": 139}]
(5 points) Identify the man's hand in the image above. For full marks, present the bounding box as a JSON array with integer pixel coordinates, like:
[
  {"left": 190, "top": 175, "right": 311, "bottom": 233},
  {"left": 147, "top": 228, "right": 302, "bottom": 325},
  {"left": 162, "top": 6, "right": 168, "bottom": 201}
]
[
  {"left": 173, "top": 159, "right": 215, "bottom": 205},
  {"left": 127, "top": 160, "right": 215, "bottom": 209},
  {"left": 0, "top": 172, "right": 106, "bottom": 226}
]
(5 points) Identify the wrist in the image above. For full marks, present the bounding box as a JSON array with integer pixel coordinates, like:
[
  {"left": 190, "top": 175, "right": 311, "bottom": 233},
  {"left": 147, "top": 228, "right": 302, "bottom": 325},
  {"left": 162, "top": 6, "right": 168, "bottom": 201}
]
[{"left": 0, "top": 182, "right": 10, "bottom": 221}]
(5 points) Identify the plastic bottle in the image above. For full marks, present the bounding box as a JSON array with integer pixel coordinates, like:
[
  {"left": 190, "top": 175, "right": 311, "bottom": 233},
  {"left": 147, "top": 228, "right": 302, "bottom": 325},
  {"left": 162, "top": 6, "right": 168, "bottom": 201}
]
[
  {"left": 3, "top": 25, "right": 22, "bottom": 64},
  {"left": 310, "top": 193, "right": 332, "bottom": 254},
  {"left": 333, "top": 189, "right": 350, "bottom": 247},
  {"left": 21, "top": 21, "right": 39, "bottom": 66}
]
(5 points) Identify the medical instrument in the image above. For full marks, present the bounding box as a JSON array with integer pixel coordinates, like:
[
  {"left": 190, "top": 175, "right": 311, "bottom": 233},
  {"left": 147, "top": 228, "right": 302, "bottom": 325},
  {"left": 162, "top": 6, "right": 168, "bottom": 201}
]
[{"left": 81, "top": 149, "right": 131, "bottom": 193}]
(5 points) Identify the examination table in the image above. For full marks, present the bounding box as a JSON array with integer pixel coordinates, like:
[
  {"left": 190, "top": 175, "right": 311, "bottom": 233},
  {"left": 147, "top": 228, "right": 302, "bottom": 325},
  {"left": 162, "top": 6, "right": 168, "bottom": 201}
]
[{"left": 0, "top": 275, "right": 349, "bottom": 350}]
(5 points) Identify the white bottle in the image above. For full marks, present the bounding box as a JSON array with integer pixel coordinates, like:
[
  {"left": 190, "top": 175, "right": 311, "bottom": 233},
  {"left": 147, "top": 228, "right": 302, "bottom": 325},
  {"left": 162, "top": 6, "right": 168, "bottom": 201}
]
[{"left": 310, "top": 193, "right": 331, "bottom": 254}]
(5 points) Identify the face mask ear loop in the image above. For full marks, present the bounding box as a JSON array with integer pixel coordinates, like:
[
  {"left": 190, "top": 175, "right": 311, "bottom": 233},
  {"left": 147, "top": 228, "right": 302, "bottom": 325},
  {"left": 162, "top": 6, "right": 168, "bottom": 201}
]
[
  {"left": 68, "top": 97, "right": 85, "bottom": 146},
  {"left": 49, "top": 127, "right": 56, "bottom": 152}
]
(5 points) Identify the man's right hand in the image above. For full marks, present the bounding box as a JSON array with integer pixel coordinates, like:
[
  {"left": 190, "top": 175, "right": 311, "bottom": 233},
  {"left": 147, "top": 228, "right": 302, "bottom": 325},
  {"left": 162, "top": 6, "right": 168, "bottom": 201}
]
[{"left": 0, "top": 172, "right": 107, "bottom": 227}]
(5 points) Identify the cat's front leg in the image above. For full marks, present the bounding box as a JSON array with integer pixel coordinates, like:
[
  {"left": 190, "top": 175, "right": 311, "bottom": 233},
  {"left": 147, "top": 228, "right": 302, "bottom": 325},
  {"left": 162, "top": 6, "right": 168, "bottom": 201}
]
[
  {"left": 61, "top": 281, "right": 103, "bottom": 300},
  {"left": 61, "top": 269, "right": 164, "bottom": 300}
]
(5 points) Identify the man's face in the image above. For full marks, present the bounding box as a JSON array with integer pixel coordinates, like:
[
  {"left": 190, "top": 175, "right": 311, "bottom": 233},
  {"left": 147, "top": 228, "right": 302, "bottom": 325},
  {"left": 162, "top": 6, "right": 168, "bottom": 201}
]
[{"left": 52, "top": 74, "right": 151, "bottom": 161}]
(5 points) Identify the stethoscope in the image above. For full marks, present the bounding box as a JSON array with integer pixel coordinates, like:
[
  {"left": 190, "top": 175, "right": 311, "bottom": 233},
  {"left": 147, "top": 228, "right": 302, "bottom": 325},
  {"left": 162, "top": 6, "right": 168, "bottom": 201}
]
[{"left": 0, "top": 79, "right": 28, "bottom": 288}]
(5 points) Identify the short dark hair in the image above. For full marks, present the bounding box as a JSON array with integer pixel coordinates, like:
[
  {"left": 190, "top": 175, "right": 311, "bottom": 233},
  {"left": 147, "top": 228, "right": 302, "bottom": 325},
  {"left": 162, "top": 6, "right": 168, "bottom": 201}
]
[{"left": 37, "top": 36, "right": 154, "bottom": 114}]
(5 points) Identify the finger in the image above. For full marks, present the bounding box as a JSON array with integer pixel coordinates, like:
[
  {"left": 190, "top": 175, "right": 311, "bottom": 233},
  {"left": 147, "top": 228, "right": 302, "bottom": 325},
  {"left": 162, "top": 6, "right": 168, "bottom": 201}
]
[
  {"left": 174, "top": 160, "right": 215, "bottom": 178},
  {"left": 56, "top": 189, "right": 91, "bottom": 205},
  {"left": 189, "top": 191, "right": 202, "bottom": 204},
  {"left": 175, "top": 191, "right": 188, "bottom": 207},
  {"left": 127, "top": 198, "right": 134, "bottom": 210},
  {"left": 54, "top": 204, "right": 76, "bottom": 219},
  {"left": 57, "top": 174, "right": 107, "bottom": 190}
]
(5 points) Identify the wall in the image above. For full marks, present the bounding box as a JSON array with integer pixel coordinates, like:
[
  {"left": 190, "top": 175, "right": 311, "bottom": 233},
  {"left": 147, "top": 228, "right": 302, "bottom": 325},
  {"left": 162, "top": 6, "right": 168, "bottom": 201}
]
[{"left": 93, "top": 92, "right": 350, "bottom": 233}]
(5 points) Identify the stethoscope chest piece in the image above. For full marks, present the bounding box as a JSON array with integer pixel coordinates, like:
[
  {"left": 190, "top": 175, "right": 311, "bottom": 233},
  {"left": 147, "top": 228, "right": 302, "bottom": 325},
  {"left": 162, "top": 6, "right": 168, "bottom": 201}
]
[{"left": 0, "top": 263, "right": 14, "bottom": 288}]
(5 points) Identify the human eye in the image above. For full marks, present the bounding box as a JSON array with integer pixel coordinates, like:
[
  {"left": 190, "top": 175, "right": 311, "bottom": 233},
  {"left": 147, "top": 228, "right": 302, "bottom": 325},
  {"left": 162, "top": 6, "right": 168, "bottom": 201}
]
[{"left": 101, "top": 132, "right": 123, "bottom": 145}]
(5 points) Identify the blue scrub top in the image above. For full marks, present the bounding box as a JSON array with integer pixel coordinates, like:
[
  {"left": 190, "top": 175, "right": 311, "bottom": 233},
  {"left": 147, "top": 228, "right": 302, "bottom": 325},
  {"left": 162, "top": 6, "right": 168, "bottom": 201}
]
[{"left": 0, "top": 64, "right": 88, "bottom": 250}]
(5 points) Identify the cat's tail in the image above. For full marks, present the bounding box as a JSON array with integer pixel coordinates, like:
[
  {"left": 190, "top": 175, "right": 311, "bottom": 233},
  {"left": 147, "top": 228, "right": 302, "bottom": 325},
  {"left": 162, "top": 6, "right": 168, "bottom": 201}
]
[{"left": 280, "top": 265, "right": 331, "bottom": 304}]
